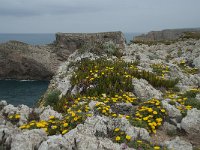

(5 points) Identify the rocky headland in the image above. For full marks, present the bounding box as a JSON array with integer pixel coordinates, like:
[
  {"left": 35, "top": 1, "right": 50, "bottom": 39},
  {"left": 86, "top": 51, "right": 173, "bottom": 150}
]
[
  {"left": 0, "top": 31, "right": 125, "bottom": 80},
  {"left": 0, "top": 30, "right": 200, "bottom": 150}
]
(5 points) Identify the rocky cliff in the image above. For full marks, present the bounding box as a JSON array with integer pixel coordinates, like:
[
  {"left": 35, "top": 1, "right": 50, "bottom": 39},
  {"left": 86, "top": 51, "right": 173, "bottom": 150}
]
[
  {"left": 133, "top": 28, "right": 200, "bottom": 43},
  {"left": 0, "top": 31, "right": 125, "bottom": 80}
]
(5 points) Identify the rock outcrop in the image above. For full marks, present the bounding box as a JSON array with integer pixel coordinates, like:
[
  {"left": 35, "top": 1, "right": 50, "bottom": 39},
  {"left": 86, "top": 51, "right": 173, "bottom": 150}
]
[
  {"left": 0, "top": 32, "right": 125, "bottom": 80},
  {"left": 133, "top": 28, "right": 200, "bottom": 43}
]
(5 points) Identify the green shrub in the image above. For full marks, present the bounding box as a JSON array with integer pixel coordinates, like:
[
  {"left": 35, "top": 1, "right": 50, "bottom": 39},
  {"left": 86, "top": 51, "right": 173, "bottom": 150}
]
[{"left": 45, "top": 90, "right": 61, "bottom": 107}]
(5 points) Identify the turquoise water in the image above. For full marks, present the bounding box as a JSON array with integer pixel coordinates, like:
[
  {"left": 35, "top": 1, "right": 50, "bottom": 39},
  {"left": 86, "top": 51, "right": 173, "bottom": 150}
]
[{"left": 0, "top": 80, "right": 49, "bottom": 107}]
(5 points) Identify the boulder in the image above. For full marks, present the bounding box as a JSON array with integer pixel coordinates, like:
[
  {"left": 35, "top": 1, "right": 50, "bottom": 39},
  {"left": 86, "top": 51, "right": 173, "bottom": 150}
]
[
  {"left": 2, "top": 104, "right": 18, "bottom": 115},
  {"left": 10, "top": 129, "right": 47, "bottom": 150},
  {"left": 164, "top": 137, "right": 192, "bottom": 150},
  {"left": 162, "top": 122, "right": 177, "bottom": 133},
  {"left": 40, "top": 106, "right": 63, "bottom": 121},
  {"left": 132, "top": 78, "right": 162, "bottom": 100},
  {"left": 162, "top": 100, "right": 182, "bottom": 122},
  {"left": 16, "top": 105, "right": 32, "bottom": 125},
  {"left": 181, "top": 108, "right": 200, "bottom": 139}
]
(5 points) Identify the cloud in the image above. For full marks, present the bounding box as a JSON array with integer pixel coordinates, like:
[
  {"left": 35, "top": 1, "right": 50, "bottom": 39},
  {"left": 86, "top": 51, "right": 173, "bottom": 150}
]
[{"left": 0, "top": 0, "right": 105, "bottom": 17}]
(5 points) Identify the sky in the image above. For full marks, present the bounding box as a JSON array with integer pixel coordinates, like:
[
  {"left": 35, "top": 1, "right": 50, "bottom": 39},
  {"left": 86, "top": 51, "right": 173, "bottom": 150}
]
[{"left": 0, "top": 0, "right": 200, "bottom": 33}]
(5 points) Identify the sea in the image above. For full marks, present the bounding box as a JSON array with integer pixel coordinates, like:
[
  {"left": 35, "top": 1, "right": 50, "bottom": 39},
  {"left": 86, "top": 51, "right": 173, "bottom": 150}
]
[{"left": 0, "top": 32, "right": 140, "bottom": 107}]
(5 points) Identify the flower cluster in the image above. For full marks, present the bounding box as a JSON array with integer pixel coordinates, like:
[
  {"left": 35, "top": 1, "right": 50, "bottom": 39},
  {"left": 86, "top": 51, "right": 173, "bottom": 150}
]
[
  {"left": 71, "top": 58, "right": 178, "bottom": 99},
  {"left": 7, "top": 114, "right": 20, "bottom": 124},
  {"left": 105, "top": 127, "right": 166, "bottom": 150},
  {"left": 164, "top": 88, "right": 200, "bottom": 112},
  {"left": 151, "top": 63, "right": 170, "bottom": 78},
  {"left": 177, "top": 59, "right": 199, "bottom": 75},
  {"left": 132, "top": 98, "right": 167, "bottom": 133}
]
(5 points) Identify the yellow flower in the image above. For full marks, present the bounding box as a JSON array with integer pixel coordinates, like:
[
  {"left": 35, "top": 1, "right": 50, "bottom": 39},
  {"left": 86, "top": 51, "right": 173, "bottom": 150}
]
[
  {"left": 71, "top": 112, "right": 76, "bottom": 117},
  {"left": 19, "top": 125, "right": 26, "bottom": 129},
  {"left": 126, "top": 135, "right": 131, "bottom": 140},
  {"left": 143, "top": 117, "right": 148, "bottom": 121},
  {"left": 36, "top": 122, "right": 46, "bottom": 128},
  {"left": 74, "top": 117, "right": 78, "bottom": 121},
  {"left": 161, "top": 109, "right": 165, "bottom": 113},
  {"left": 102, "top": 110, "right": 107, "bottom": 113},
  {"left": 114, "top": 128, "right": 120, "bottom": 132},
  {"left": 63, "top": 123, "right": 68, "bottom": 127},
  {"left": 8, "top": 115, "right": 13, "bottom": 119},
  {"left": 148, "top": 108, "right": 153, "bottom": 112},
  {"left": 126, "top": 115, "right": 130, "bottom": 119},
  {"left": 15, "top": 114, "right": 20, "bottom": 119},
  {"left": 115, "top": 136, "right": 121, "bottom": 141},
  {"left": 49, "top": 116, "right": 55, "bottom": 119},
  {"left": 154, "top": 146, "right": 160, "bottom": 150},
  {"left": 86, "top": 114, "right": 92, "bottom": 117},
  {"left": 153, "top": 111, "right": 158, "bottom": 115},
  {"left": 112, "top": 114, "right": 117, "bottom": 117},
  {"left": 51, "top": 125, "right": 57, "bottom": 129},
  {"left": 137, "top": 140, "right": 142, "bottom": 144},
  {"left": 62, "top": 130, "right": 68, "bottom": 135}
]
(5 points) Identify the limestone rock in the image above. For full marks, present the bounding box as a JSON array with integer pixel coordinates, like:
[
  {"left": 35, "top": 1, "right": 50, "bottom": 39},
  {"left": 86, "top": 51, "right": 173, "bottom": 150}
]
[
  {"left": 0, "top": 100, "right": 7, "bottom": 110},
  {"left": 16, "top": 105, "right": 32, "bottom": 125},
  {"left": 193, "top": 55, "right": 200, "bottom": 69},
  {"left": 10, "top": 129, "right": 47, "bottom": 150},
  {"left": 162, "top": 122, "right": 177, "bottom": 133},
  {"left": 164, "top": 137, "right": 192, "bottom": 150},
  {"left": 181, "top": 108, "right": 200, "bottom": 139},
  {"left": 40, "top": 106, "right": 63, "bottom": 121},
  {"left": 132, "top": 78, "right": 162, "bottom": 100},
  {"left": 162, "top": 100, "right": 182, "bottom": 122},
  {"left": 2, "top": 104, "right": 18, "bottom": 115}
]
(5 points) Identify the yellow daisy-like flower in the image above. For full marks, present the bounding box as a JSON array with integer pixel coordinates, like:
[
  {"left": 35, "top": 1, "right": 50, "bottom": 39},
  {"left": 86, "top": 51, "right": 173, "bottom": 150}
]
[
  {"left": 161, "top": 109, "right": 165, "bottom": 113},
  {"left": 126, "top": 135, "right": 131, "bottom": 140},
  {"left": 154, "top": 146, "right": 160, "bottom": 150},
  {"left": 137, "top": 140, "right": 142, "bottom": 144},
  {"left": 114, "top": 128, "right": 120, "bottom": 132},
  {"left": 153, "top": 111, "right": 158, "bottom": 115},
  {"left": 49, "top": 116, "right": 55, "bottom": 119},
  {"left": 51, "top": 125, "right": 57, "bottom": 129},
  {"left": 74, "top": 117, "right": 79, "bottom": 121},
  {"left": 15, "top": 114, "right": 20, "bottom": 119},
  {"left": 63, "top": 123, "right": 68, "bottom": 127},
  {"left": 62, "top": 130, "right": 68, "bottom": 135},
  {"left": 115, "top": 136, "right": 121, "bottom": 141},
  {"left": 19, "top": 125, "right": 26, "bottom": 129}
]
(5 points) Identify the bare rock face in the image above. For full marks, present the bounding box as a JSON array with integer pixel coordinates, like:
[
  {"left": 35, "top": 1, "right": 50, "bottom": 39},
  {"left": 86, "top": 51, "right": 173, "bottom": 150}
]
[
  {"left": 132, "top": 78, "right": 162, "bottom": 100},
  {"left": 164, "top": 137, "right": 193, "bottom": 150},
  {"left": 55, "top": 31, "right": 125, "bottom": 51},
  {"left": 10, "top": 129, "right": 47, "bottom": 150},
  {"left": 0, "top": 41, "right": 57, "bottom": 80},
  {"left": 181, "top": 108, "right": 200, "bottom": 140}
]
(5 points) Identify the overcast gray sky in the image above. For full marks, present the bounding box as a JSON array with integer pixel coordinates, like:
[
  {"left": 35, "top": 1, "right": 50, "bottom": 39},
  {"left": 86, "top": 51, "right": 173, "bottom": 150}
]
[{"left": 0, "top": 0, "right": 200, "bottom": 33}]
